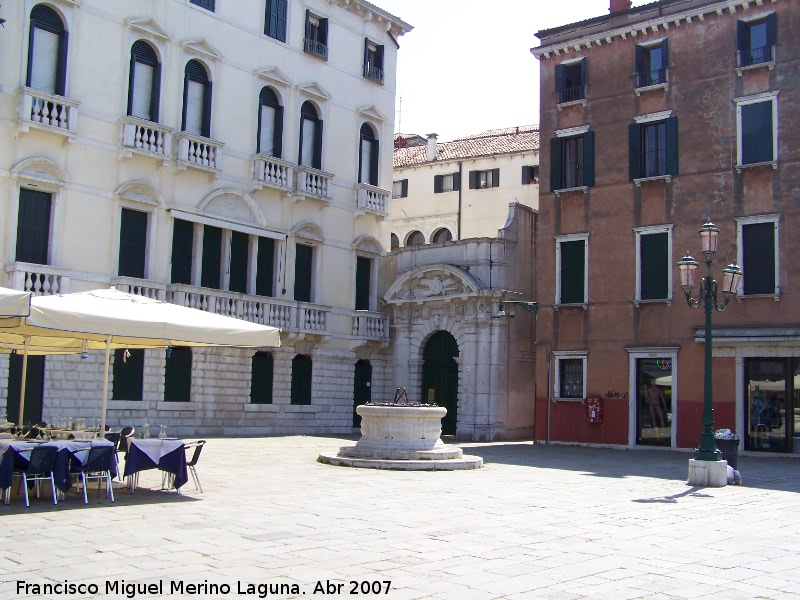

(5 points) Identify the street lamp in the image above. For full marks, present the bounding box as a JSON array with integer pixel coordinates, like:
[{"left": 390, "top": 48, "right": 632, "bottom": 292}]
[
  {"left": 676, "top": 219, "right": 743, "bottom": 461},
  {"left": 497, "top": 301, "right": 538, "bottom": 318}
]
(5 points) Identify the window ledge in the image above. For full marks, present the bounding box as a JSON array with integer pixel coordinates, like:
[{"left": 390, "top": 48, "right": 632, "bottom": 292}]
[
  {"left": 735, "top": 161, "right": 777, "bottom": 173},
  {"left": 285, "top": 405, "right": 319, "bottom": 412},
  {"left": 634, "top": 82, "right": 669, "bottom": 96},
  {"left": 156, "top": 401, "right": 196, "bottom": 411},
  {"left": 553, "top": 186, "right": 588, "bottom": 199},
  {"left": 554, "top": 303, "right": 588, "bottom": 311},
  {"left": 244, "top": 404, "right": 280, "bottom": 412},
  {"left": 633, "top": 298, "right": 672, "bottom": 307},
  {"left": 552, "top": 397, "right": 585, "bottom": 403},
  {"left": 556, "top": 99, "right": 587, "bottom": 111},
  {"left": 736, "top": 292, "right": 780, "bottom": 303},
  {"left": 736, "top": 61, "right": 775, "bottom": 76},
  {"left": 633, "top": 175, "right": 672, "bottom": 186},
  {"left": 107, "top": 400, "right": 150, "bottom": 410}
]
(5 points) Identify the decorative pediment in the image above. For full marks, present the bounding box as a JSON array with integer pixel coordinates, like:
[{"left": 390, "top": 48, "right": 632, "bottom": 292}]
[
  {"left": 384, "top": 265, "right": 482, "bottom": 304},
  {"left": 181, "top": 38, "right": 223, "bottom": 61},
  {"left": 293, "top": 221, "right": 324, "bottom": 242},
  {"left": 11, "top": 158, "right": 69, "bottom": 187},
  {"left": 352, "top": 235, "right": 383, "bottom": 255},
  {"left": 255, "top": 67, "right": 292, "bottom": 88},
  {"left": 115, "top": 181, "right": 163, "bottom": 206},
  {"left": 297, "top": 82, "right": 331, "bottom": 101},
  {"left": 200, "top": 189, "right": 263, "bottom": 226},
  {"left": 126, "top": 18, "right": 172, "bottom": 41},
  {"left": 358, "top": 105, "right": 387, "bottom": 122}
]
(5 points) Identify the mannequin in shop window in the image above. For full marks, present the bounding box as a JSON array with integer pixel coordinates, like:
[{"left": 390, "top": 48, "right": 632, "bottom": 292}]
[{"left": 642, "top": 381, "right": 666, "bottom": 429}]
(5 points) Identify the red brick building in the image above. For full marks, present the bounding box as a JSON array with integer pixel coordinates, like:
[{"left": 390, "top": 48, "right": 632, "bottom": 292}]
[{"left": 532, "top": 0, "right": 799, "bottom": 455}]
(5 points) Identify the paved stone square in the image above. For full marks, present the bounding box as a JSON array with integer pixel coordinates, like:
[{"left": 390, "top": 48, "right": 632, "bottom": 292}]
[{"left": 1, "top": 436, "right": 799, "bottom": 599}]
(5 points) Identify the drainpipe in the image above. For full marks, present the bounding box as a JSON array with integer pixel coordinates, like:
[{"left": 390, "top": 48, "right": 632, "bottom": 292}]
[
  {"left": 457, "top": 161, "right": 463, "bottom": 240},
  {"left": 535, "top": 340, "right": 552, "bottom": 445}
]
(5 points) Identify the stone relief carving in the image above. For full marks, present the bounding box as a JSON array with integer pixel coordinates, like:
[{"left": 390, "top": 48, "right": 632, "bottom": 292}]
[{"left": 396, "top": 272, "right": 468, "bottom": 301}]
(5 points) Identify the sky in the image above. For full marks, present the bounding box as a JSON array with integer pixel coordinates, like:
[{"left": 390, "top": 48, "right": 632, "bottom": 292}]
[{"left": 373, "top": 0, "right": 653, "bottom": 142}]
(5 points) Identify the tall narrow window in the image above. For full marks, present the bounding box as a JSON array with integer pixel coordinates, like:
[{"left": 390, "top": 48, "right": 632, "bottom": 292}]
[
  {"left": 363, "top": 38, "right": 384, "bottom": 83},
  {"left": 290, "top": 354, "right": 313, "bottom": 405},
  {"left": 737, "top": 15, "right": 776, "bottom": 67},
  {"left": 298, "top": 101, "right": 323, "bottom": 169},
  {"left": 629, "top": 117, "right": 678, "bottom": 180},
  {"left": 182, "top": 60, "right": 212, "bottom": 137},
  {"left": 228, "top": 231, "right": 249, "bottom": 294},
  {"left": 256, "top": 237, "right": 275, "bottom": 297},
  {"left": 264, "top": 0, "right": 287, "bottom": 42},
  {"left": 551, "top": 133, "right": 595, "bottom": 190},
  {"left": 201, "top": 225, "right": 222, "bottom": 290},
  {"left": 358, "top": 123, "right": 379, "bottom": 186},
  {"left": 559, "top": 358, "right": 584, "bottom": 398},
  {"left": 164, "top": 347, "right": 192, "bottom": 403},
  {"left": 170, "top": 219, "right": 194, "bottom": 285},
  {"left": 16, "top": 189, "right": 52, "bottom": 265},
  {"left": 737, "top": 96, "right": 777, "bottom": 167},
  {"left": 118, "top": 208, "right": 148, "bottom": 279},
  {"left": 304, "top": 11, "right": 328, "bottom": 59},
  {"left": 554, "top": 58, "right": 586, "bottom": 104},
  {"left": 112, "top": 349, "right": 144, "bottom": 401},
  {"left": 250, "top": 351, "right": 274, "bottom": 404},
  {"left": 355, "top": 256, "right": 371, "bottom": 311},
  {"left": 556, "top": 236, "right": 588, "bottom": 305},
  {"left": 635, "top": 40, "right": 669, "bottom": 88},
  {"left": 294, "top": 243, "right": 313, "bottom": 302},
  {"left": 257, "top": 87, "right": 283, "bottom": 157},
  {"left": 739, "top": 219, "right": 778, "bottom": 296},
  {"left": 27, "top": 4, "right": 68, "bottom": 95},
  {"left": 128, "top": 41, "right": 160, "bottom": 121},
  {"left": 636, "top": 228, "right": 671, "bottom": 301}
]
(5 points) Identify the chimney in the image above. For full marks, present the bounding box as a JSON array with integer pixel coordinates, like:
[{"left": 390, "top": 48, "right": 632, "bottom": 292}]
[
  {"left": 426, "top": 133, "right": 438, "bottom": 162},
  {"left": 610, "top": 0, "right": 632, "bottom": 13}
]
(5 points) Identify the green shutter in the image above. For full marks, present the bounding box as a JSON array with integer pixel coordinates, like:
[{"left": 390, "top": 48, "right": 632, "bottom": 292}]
[
  {"left": 550, "top": 137, "right": 563, "bottom": 191},
  {"left": 294, "top": 244, "right": 313, "bottom": 302},
  {"left": 629, "top": 123, "right": 642, "bottom": 180},
  {"left": 742, "top": 222, "right": 775, "bottom": 295},
  {"left": 468, "top": 170, "right": 478, "bottom": 189},
  {"left": 741, "top": 102, "right": 773, "bottom": 164},
  {"left": 560, "top": 240, "right": 585, "bottom": 304},
  {"left": 582, "top": 131, "right": 595, "bottom": 187},
  {"left": 16, "top": 189, "right": 51, "bottom": 265},
  {"left": 665, "top": 116, "right": 679, "bottom": 175},
  {"left": 200, "top": 225, "right": 222, "bottom": 290},
  {"left": 170, "top": 219, "right": 194, "bottom": 284},
  {"left": 229, "top": 231, "right": 249, "bottom": 293},
  {"left": 355, "top": 256, "right": 371, "bottom": 310},
  {"left": 119, "top": 208, "right": 147, "bottom": 279},
  {"left": 256, "top": 237, "right": 275, "bottom": 297},
  {"left": 492, "top": 168, "right": 500, "bottom": 188},
  {"left": 433, "top": 174, "right": 443, "bottom": 193},
  {"left": 401, "top": 179, "right": 409, "bottom": 197},
  {"left": 640, "top": 232, "right": 669, "bottom": 300},
  {"left": 453, "top": 172, "right": 461, "bottom": 191}
]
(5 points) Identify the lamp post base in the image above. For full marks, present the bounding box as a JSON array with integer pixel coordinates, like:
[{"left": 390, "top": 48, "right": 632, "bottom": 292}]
[{"left": 688, "top": 458, "right": 728, "bottom": 487}]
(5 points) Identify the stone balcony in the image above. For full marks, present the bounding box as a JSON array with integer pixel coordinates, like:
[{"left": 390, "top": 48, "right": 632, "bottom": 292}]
[
  {"left": 351, "top": 310, "right": 389, "bottom": 349},
  {"left": 294, "top": 166, "right": 333, "bottom": 204},
  {"left": 120, "top": 117, "right": 173, "bottom": 165},
  {"left": 355, "top": 183, "right": 390, "bottom": 218},
  {"left": 110, "top": 277, "right": 167, "bottom": 300},
  {"left": 252, "top": 154, "right": 294, "bottom": 191},
  {"left": 4, "top": 262, "right": 71, "bottom": 296},
  {"left": 175, "top": 132, "right": 224, "bottom": 174},
  {"left": 18, "top": 87, "right": 80, "bottom": 140}
]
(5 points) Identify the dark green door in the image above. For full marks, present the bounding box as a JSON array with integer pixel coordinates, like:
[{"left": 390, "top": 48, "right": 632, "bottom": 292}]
[
  {"left": 7, "top": 354, "right": 45, "bottom": 425},
  {"left": 422, "top": 331, "right": 459, "bottom": 435},
  {"left": 352, "top": 360, "right": 372, "bottom": 428}
]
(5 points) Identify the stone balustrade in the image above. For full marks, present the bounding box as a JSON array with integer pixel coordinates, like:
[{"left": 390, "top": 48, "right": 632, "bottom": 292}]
[
  {"left": 121, "top": 117, "right": 173, "bottom": 161},
  {"left": 295, "top": 166, "right": 333, "bottom": 201},
  {"left": 110, "top": 277, "right": 167, "bottom": 300},
  {"left": 4, "top": 263, "right": 70, "bottom": 296},
  {"left": 252, "top": 154, "right": 294, "bottom": 190},
  {"left": 355, "top": 183, "right": 390, "bottom": 217},
  {"left": 175, "top": 132, "right": 224, "bottom": 173},
  {"left": 352, "top": 311, "right": 388, "bottom": 341},
  {"left": 18, "top": 87, "right": 79, "bottom": 137}
]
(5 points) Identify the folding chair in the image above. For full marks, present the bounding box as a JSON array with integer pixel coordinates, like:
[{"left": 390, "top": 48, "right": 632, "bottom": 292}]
[
  {"left": 70, "top": 445, "right": 116, "bottom": 504},
  {"left": 13, "top": 445, "right": 58, "bottom": 507}
]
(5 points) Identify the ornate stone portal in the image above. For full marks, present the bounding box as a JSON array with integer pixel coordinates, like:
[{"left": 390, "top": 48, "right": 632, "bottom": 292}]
[{"left": 318, "top": 394, "right": 483, "bottom": 470}]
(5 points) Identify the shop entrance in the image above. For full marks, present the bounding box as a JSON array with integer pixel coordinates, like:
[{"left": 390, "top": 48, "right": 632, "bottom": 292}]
[
  {"left": 744, "top": 358, "right": 798, "bottom": 453},
  {"left": 635, "top": 357, "right": 672, "bottom": 447},
  {"left": 421, "top": 331, "right": 459, "bottom": 435}
]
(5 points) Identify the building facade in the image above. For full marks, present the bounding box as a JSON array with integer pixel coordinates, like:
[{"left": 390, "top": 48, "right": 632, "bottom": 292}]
[
  {"left": 532, "top": 0, "right": 799, "bottom": 454},
  {"left": 389, "top": 126, "right": 539, "bottom": 248},
  {"left": 1, "top": 0, "right": 410, "bottom": 436}
]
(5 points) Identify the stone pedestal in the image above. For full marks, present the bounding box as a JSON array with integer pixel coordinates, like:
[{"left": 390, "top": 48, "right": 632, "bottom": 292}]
[
  {"left": 319, "top": 404, "right": 482, "bottom": 470},
  {"left": 688, "top": 458, "right": 728, "bottom": 487}
]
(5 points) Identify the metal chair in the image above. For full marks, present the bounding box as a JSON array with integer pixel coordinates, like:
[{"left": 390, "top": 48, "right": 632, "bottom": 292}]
[
  {"left": 70, "top": 445, "right": 116, "bottom": 504},
  {"left": 12, "top": 445, "right": 58, "bottom": 507},
  {"left": 185, "top": 440, "right": 206, "bottom": 493},
  {"left": 104, "top": 430, "right": 121, "bottom": 452}
]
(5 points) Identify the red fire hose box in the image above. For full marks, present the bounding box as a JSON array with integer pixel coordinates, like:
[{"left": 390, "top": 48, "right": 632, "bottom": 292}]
[{"left": 585, "top": 396, "right": 603, "bottom": 424}]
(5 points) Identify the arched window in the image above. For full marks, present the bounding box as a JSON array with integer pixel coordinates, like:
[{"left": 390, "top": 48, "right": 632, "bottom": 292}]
[
  {"left": 298, "top": 101, "right": 323, "bottom": 169},
  {"left": 26, "top": 4, "right": 68, "bottom": 95},
  {"left": 182, "top": 60, "right": 212, "bottom": 137},
  {"left": 358, "top": 123, "right": 379, "bottom": 186},
  {"left": 128, "top": 40, "right": 160, "bottom": 121},
  {"left": 390, "top": 233, "right": 399, "bottom": 250},
  {"left": 406, "top": 231, "right": 425, "bottom": 246},
  {"left": 432, "top": 228, "right": 453, "bottom": 244},
  {"left": 257, "top": 87, "right": 283, "bottom": 157}
]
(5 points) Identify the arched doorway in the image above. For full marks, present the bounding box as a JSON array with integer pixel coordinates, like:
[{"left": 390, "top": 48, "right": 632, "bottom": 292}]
[
  {"left": 422, "top": 331, "right": 459, "bottom": 435},
  {"left": 352, "top": 360, "right": 372, "bottom": 428}
]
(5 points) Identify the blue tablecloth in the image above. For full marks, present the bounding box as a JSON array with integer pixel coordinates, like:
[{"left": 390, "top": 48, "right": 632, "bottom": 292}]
[
  {"left": 123, "top": 439, "right": 188, "bottom": 489},
  {"left": 0, "top": 439, "right": 117, "bottom": 493}
]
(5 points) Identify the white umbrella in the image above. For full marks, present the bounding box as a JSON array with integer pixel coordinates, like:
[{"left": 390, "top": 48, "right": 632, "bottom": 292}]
[
  {"left": 3, "top": 287, "right": 281, "bottom": 431},
  {"left": 0, "top": 287, "right": 32, "bottom": 321}
]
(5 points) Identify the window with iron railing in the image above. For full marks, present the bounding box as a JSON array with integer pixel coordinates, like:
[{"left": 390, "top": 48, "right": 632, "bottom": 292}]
[
  {"left": 737, "top": 15, "right": 776, "bottom": 68},
  {"left": 555, "top": 58, "right": 586, "bottom": 104},
  {"left": 304, "top": 11, "right": 328, "bottom": 60},
  {"left": 635, "top": 40, "right": 669, "bottom": 89},
  {"left": 363, "top": 39, "right": 384, "bottom": 84}
]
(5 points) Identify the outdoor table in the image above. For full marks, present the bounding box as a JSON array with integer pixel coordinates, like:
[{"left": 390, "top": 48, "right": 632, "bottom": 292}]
[
  {"left": 123, "top": 439, "right": 188, "bottom": 492},
  {"left": 0, "top": 438, "right": 116, "bottom": 502}
]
